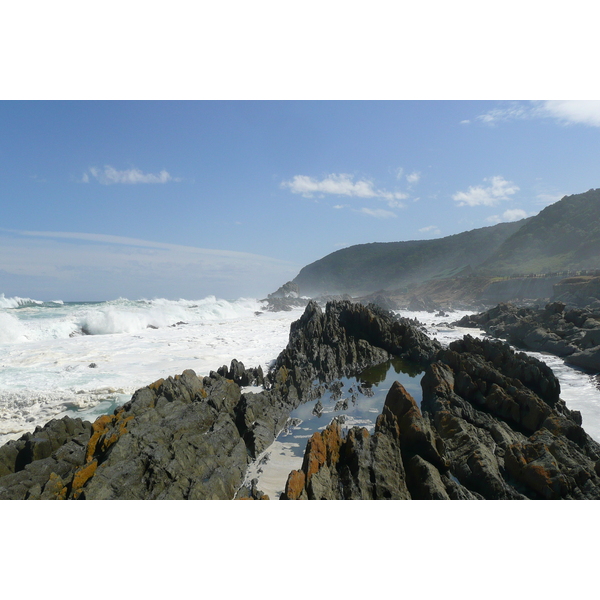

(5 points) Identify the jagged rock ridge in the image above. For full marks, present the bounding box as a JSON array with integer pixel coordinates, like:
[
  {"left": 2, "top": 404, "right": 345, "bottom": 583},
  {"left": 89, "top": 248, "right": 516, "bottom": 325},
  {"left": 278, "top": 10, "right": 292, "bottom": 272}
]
[
  {"left": 2, "top": 299, "right": 599, "bottom": 500},
  {"left": 0, "top": 301, "right": 437, "bottom": 500},
  {"left": 283, "top": 335, "right": 600, "bottom": 500}
]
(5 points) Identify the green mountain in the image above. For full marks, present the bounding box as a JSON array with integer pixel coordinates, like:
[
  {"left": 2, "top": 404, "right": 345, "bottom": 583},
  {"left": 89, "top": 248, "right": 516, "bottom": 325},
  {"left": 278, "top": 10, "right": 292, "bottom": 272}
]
[
  {"left": 292, "top": 188, "right": 600, "bottom": 297},
  {"left": 293, "top": 219, "right": 528, "bottom": 296},
  {"left": 479, "top": 188, "right": 600, "bottom": 275}
]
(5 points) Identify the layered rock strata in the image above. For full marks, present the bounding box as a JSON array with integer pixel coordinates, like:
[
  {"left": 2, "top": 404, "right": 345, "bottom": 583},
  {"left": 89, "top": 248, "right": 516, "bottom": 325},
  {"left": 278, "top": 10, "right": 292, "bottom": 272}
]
[{"left": 283, "top": 335, "right": 600, "bottom": 500}]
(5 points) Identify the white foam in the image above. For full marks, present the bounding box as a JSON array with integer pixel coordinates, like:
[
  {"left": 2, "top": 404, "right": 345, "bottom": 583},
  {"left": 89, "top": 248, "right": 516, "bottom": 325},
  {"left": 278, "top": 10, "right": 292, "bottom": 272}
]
[
  {"left": 0, "top": 313, "right": 29, "bottom": 344},
  {"left": 0, "top": 296, "right": 303, "bottom": 445},
  {"left": 0, "top": 294, "right": 44, "bottom": 309}
]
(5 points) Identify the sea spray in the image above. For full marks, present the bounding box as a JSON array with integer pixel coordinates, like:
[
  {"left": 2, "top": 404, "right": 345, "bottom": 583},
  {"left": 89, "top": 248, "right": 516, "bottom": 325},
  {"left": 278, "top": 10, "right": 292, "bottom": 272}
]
[{"left": 0, "top": 295, "right": 302, "bottom": 444}]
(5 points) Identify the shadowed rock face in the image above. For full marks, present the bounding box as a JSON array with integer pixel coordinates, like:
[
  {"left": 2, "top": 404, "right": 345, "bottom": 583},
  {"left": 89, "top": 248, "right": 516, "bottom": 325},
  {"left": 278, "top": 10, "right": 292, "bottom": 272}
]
[
  {"left": 3, "top": 299, "right": 599, "bottom": 500},
  {"left": 0, "top": 300, "right": 439, "bottom": 500},
  {"left": 282, "top": 334, "right": 600, "bottom": 500},
  {"left": 456, "top": 301, "right": 600, "bottom": 372}
]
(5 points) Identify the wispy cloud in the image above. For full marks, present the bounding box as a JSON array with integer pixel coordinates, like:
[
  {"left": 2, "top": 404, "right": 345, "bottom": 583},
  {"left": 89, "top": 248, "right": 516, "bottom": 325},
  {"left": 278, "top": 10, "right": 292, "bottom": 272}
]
[
  {"left": 0, "top": 229, "right": 298, "bottom": 300},
  {"left": 359, "top": 208, "right": 397, "bottom": 219},
  {"left": 452, "top": 176, "right": 519, "bottom": 207},
  {"left": 83, "top": 165, "right": 179, "bottom": 185},
  {"left": 474, "top": 102, "right": 531, "bottom": 125},
  {"left": 419, "top": 225, "right": 441, "bottom": 235},
  {"left": 406, "top": 171, "right": 421, "bottom": 185},
  {"left": 470, "top": 100, "right": 600, "bottom": 128},
  {"left": 282, "top": 173, "right": 407, "bottom": 206},
  {"left": 487, "top": 208, "right": 529, "bottom": 223}
]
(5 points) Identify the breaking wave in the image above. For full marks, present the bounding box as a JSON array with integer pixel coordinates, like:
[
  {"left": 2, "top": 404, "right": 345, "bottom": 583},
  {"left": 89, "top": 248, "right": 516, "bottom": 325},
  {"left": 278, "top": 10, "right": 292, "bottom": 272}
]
[{"left": 0, "top": 295, "right": 268, "bottom": 342}]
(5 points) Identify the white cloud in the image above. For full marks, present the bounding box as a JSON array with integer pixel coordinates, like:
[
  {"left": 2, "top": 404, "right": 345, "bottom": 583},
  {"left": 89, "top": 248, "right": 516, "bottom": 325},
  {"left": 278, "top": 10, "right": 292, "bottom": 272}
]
[
  {"left": 0, "top": 229, "right": 298, "bottom": 300},
  {"left": 83, "top": 165, "right": 178, "bottom": 185},
  {"left": 540, "top": 101, "right": 600, "bottom": 127},
  {"left": 282, "top": 173, "right": 407, "bottom": 206},
  {"left": 419, "top": 225, "right": 441, "bottom": 235},
  {"left": 406, "top": 171, "right": 421, "bottom": 184},
  {"left": 452, "top": 176, "right": 519, "bottom": 207},
  {"left": 471, "top": 100, "right": 600, "bottom": 129},
  {"left": 487, "top": 208, "right": 528, "bottom": 224},
  {"left": 359, "top": 208, "right": 397, "bottom": 219}
]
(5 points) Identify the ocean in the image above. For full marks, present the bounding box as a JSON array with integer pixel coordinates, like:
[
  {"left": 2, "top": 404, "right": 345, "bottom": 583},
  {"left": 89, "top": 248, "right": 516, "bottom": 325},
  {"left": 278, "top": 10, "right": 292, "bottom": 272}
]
[{"left": 2, "top": 292, "right": 600, "bottom": 496}]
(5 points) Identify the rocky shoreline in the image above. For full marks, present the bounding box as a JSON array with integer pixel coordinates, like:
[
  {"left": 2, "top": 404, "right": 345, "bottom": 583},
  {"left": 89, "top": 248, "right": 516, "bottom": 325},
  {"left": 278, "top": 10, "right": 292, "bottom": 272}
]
[
  {"left": 456, "top": 301, "right": 600, "bottom": 372},
  {"left": 1, "top": 299, "right": 599, "bottom": 499}
]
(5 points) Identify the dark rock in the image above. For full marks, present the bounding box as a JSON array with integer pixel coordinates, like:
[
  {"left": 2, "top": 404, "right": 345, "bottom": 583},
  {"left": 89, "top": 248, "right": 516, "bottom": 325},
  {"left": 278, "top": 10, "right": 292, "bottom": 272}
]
[
  {"left": 263, "top": 282, "right": 309, "bottom": 312},
  {"left": 5, "top": 296, "right": 600, "bottom": 501},
  {"left": 274, "top": 300, "right": 441, "bottom": 397},
  {"left": 282, "top": 324, "right": 600, "bottom": 500},
  {"left": 456, "top": 301, "right": 600, "bottom": 371},
  {"left": 408, "top": 295, "right": 439, "bottom": 312}
]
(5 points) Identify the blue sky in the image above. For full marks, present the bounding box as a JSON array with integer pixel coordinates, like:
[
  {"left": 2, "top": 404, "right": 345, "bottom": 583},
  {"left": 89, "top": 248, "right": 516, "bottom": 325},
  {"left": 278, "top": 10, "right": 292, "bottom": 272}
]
[
  {"left": 2, "top": 100, "right": 600, "bottom": 301},
  {"left": 1, "top": 4, "right": 599, "bottom": 301}
]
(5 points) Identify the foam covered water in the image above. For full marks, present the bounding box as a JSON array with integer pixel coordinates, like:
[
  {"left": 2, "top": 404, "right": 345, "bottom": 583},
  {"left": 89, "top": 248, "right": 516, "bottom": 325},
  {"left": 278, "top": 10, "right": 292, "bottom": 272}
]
[
  {"left": 0, "top": 294, "right": 303, "bottom": 445},
  {"left": 2, "top": 298, "right": 600, "bottom": 451}
]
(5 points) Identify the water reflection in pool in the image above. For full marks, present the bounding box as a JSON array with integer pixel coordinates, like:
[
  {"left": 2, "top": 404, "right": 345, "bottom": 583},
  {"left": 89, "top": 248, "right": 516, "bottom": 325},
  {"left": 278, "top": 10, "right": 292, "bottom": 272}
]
[
  {"left": 246, "top": 357, "right": 424, "bottom": 498},
  {"left": 280, "top": 357, "right": 423, "bottom": 459}
]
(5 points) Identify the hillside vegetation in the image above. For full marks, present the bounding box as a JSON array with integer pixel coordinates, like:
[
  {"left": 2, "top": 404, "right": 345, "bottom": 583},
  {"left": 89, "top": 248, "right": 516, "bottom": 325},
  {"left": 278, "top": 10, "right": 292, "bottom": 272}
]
[
  {"left": 293, "top": 220, "right": 527, "bottom": 296},
  {"left": 292, "top": 188, "right": 600, "bottom": 297},
  {"left": 479, "top": 188, "right": 600, "bottom": 275}
]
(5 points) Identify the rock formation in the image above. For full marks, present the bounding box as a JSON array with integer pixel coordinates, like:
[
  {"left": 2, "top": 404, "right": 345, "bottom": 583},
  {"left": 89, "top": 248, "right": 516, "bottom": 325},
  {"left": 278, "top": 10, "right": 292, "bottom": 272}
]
[
  {"left": 0, "top": 301, "right": 438, "bottom": 500},
  {"left": 2, "top": 299, "right": 599, "bottom": 500},
  {"left": 553, "top": 276, "right": 600, "bottom": 307},
  {"left": 283, "top": 335, "right": 600, "bottom": 500},
  {"left": 456, "top": 301, "right": 600, "bottom": 371}
]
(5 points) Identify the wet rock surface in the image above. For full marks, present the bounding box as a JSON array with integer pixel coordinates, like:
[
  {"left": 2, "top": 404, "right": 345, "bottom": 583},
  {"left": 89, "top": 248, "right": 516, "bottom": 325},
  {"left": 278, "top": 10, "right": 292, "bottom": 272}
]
[
  {"left": 455, "top": 301, "right": 600, "bottom": 372},
  {"left": 2, "top": 299, "right": 599, "bottom": 499},
  {"left": 283, "top": 335, "right": 600, "bottom": 500},
  {"left": 0, "top": 300, "right": 438, "bottom": 500}
]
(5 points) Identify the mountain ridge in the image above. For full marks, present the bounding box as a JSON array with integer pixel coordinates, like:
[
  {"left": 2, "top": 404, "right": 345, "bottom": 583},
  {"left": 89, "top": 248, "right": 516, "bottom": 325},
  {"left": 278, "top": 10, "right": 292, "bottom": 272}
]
[{"left": 291, "top": 188, "right": 600, "bottom": 297}]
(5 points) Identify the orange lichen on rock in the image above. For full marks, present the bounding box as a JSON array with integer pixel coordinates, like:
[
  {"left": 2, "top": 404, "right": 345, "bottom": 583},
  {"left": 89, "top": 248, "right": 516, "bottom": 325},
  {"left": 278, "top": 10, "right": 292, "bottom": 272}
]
[
  {"left": 301, "top": 419, "right": 343, "bottom": 483},
  {"left": 302, "top": 432, "right": 326, "bottom": 481},
  {"left": 85, "top": 410, "right": 134, "bottom": 462},
  {"left": 284, "top": 469, "right": 306, "bottom": 500},
  {"left": 148, "top": 378, "right": 165, "bottom": 391},
  {"left": 86, "top": 414, "right": 116, "bottom": 462},
  {"left": 71, "top": 459, "right": 98, "bottom": 498},
  {"left": 44, "top": 472, "right": 68, "bottom": 500}
]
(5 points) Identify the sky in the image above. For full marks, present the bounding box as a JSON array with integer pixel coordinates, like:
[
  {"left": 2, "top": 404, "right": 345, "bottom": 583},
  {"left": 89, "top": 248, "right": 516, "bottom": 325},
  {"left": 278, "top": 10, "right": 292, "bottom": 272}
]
[
  {"left": 2, "top": 0, "right": 598, "bottom": 579},
  {"left": 2, "top": 4, "right": 600, "bottom": 301}
]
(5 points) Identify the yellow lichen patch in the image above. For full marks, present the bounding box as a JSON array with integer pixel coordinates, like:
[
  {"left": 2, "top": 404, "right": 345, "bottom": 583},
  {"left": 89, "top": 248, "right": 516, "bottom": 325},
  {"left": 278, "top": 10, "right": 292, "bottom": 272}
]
[
  {"left": 148, "top": 378, "right": 165, "bottom": 391},
  {"left": 276, "top": 366, "right": 288, "bottom": 385},
  {"left": 86, "top": 410, "right": 135, "bottom": 462},
  {"left": 86, "top": 414, "right": 116, "bottom": 462},
  {"left": 45, "top": 472, "right": 68, "bottom": 500},
  {"left": 98, "top": 414, "right": 134, "bottom": 454},
  {"left": 71, "top": 460, "right": 98, "bottom": 498}
]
